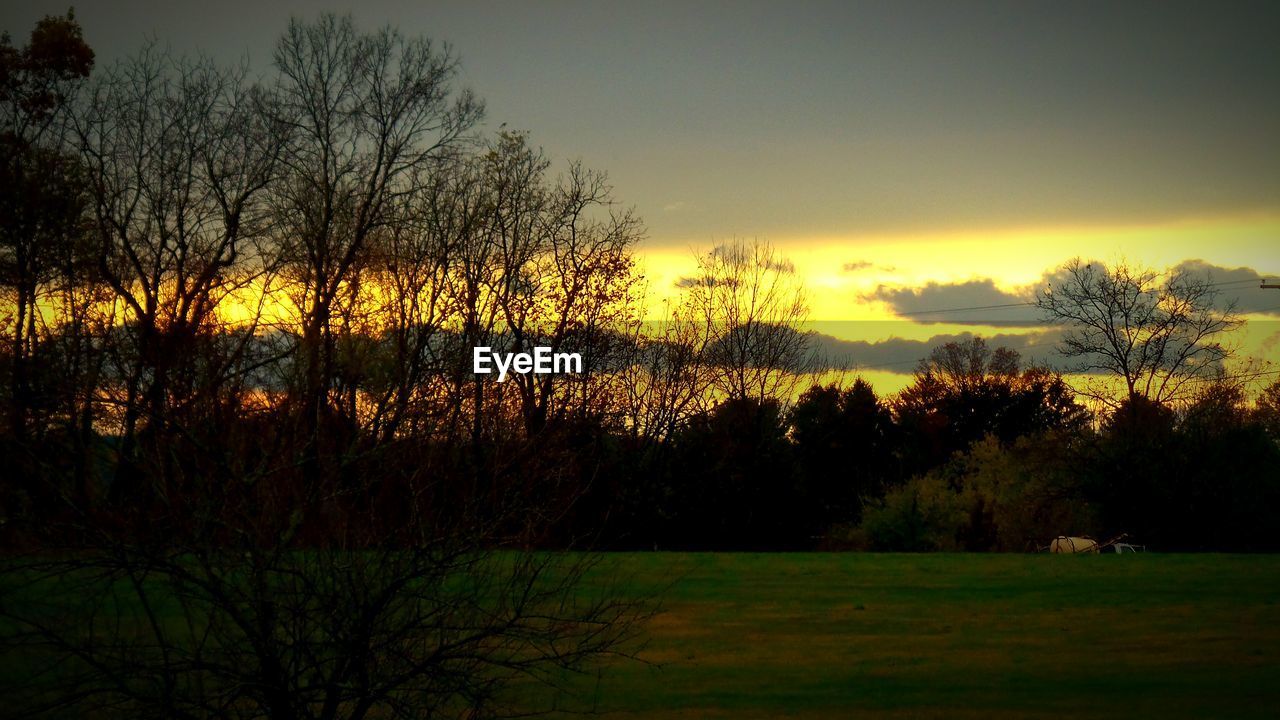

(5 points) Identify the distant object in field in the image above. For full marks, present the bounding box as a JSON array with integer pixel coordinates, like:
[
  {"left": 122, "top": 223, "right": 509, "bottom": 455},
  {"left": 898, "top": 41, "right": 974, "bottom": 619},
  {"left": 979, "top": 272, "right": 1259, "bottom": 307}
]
[
  {"left": 1047, "top": 534, "right": 1145, "bottom": 553},
  {"left": 1050, "top": 536, "right": 1099, "bottom": 554}
]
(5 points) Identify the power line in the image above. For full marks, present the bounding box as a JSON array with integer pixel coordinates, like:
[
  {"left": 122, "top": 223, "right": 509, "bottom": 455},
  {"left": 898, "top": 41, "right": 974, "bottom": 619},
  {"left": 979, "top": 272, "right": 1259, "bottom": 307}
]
[
  {"left": 841, "top": 358, "right": 1280, "bottom": 385},
  {"left": 892, "top": 277, "right": 1275, "bottom": 318},
  {"left": 1208, "top": 278, "right": 1271, "bottom": 288},
  {"left": 898, "top": 302, "right": 1033, "bottom": 316},
  {"left": 839, "top": 338, "right": 1059, "bottom": 372},
  {"left": 831, "top": 276, "right": 1280, "bottom": 374}
]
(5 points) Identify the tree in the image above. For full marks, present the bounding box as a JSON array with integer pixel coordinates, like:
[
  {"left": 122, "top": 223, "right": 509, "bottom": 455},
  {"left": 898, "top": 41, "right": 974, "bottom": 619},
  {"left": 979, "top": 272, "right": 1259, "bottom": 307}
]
[
  {"left": 0, "top": 10, "right": 94, "bottom": 134},
  {"left": 72, "top": 44, "right": 287, "bottom": 508},
  {"left": 269, "top": 14, "right": 483, "bottom": 479},
  {"left": 681, "top": 238, "right": 814, "bottom": 404},
  {"left": 473, "top": 132, "right": 644, "bottom": 436},
  {"left": 790, "top": 379, "right": 897, "bottom": 528},
  {"left": 860, "top": 472, "right": 966, "bottom": 552},
  {"left": 1082, "top": 388, "right": 1280, "bottom": 551},
  {"left": 863, "top": 434, "right": 1097, "bottom": 553},
  {"left": 1255, "top": 378, "right": 1280, "bottom": 444},
  {"left": 0, "top": 15, "right": 653, "bottom": 718},
  {"left": 1181, "top": 377, "right": 1250, "bottom": 436},
  {"left": 1037, "top": 258, "right": 1241, "bottom": 407},
  {"left": 893, "top": 337, "right": 1087, "bottom": 474},
  {"left": 0, "top": 9, "right": 94, "bottom": 442},
  {"left": 918, "top": 336, "right": 1020, "bottom": 392},
  {"left": 663, "top": 396, "right": 799, "bottom": 549},
  {"left": 1, "top": 461, "right": 651, "bottom": 719}
]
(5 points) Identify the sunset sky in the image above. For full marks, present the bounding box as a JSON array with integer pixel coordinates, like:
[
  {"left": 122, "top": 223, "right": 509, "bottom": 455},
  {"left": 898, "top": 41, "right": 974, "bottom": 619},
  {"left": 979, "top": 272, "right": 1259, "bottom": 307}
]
[{"left": 5, "top": 0, "right": 1277, "bottom": 390}]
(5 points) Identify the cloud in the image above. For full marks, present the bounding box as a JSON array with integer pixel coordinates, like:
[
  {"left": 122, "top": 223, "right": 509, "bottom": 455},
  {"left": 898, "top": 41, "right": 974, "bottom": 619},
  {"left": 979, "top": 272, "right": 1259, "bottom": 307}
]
[
  {"left": 770, "top": 258, "right": 796, "bottom": 274},
  {"left": 862, "top": 279, "right": 1041, "bottom": 325},
  {"left": 841, "top": 258, "right": 1280, "bottom": 376},
  {"left": 808, "top": 329, "right": 1068, "bottom": 374},
  {"left": 860, "top": 259, "right": 1280, "bottom": 325},
  {"left": 673, "top": 275, "right": 739, "bottom": 289},
  {"left": 674, "top": 242, "right": 797, "bottom": 288},
  {"left": 842, "top": 260, "right": 896, "bottom": 273},
  {"left": 693, "top": 324, "right": 1068, "bottom": 374},
  {"left": 662, "top": 201, "right": 692, "bottom": 213},
  {"left": 703, "top": 243, "right": 796, "bottom": 274},
  {"left": 1171, "top": 260, "right": 1280, "bottom": 315}
]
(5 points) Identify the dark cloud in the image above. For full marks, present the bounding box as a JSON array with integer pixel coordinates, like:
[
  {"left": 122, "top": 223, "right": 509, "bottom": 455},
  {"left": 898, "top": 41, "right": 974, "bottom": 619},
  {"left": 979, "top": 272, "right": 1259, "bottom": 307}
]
[
  {"left": 677, "top": 242, "right": 796, "bottom": 288},
  {"left": 843, "top": 261, "right": 896, "bottom": 273},
  {"left": 862, "top": 260, "right": 1280, "bottom": 325},
  {"left": 771, "top": 258, "right": 796, "bottom": 274},
  {"left": 861, "top": 279, "right": 1041, "bottom": 325},
  {"left": 707, "top": 243, "right": 795, "bottom": 274},
  {"left": 673, "top": 275, "right": 740, "bottom": 289},
  {"left": 1172, "top": 260, "right": 1280, "bottom": 315},
  {"left": 807, "top": 329, "right": 1069, "bottom": 374}
]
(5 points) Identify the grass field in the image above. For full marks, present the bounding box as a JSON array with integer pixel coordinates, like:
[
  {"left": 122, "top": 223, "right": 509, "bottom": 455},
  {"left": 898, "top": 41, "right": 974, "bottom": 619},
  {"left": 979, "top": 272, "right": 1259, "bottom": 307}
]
[{"left": 552, "top": 553, "right": 1280, "bottom": 719}]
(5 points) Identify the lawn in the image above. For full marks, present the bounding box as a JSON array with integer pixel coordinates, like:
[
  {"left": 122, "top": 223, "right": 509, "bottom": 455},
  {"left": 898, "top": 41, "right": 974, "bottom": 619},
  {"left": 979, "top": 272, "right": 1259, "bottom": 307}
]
[{"left": 551, "top": 553, "right": 1280, "bottom": 719}]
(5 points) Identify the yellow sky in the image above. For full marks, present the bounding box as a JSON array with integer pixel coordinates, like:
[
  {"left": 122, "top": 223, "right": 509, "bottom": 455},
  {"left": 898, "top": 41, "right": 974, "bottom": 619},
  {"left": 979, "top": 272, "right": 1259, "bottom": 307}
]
[
  {"left": 637, "top": 211, "right": 1280, "bottom": 322},
  {"left": 634, "top": 211, "right": 1279, "bottom": 396}
]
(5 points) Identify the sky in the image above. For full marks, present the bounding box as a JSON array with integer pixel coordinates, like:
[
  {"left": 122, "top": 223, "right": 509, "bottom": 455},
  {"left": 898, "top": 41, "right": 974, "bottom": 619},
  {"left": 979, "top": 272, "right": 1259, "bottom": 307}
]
[{"left": 4, "top": 0, "right": 1277, "bottom": 389}]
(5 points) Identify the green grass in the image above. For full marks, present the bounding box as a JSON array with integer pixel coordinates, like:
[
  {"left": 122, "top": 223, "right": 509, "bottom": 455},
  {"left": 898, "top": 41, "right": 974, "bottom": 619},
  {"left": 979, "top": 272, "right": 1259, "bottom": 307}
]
[
  {"left": 6, "top": 552, "right": 1277, "bottom": 718},
  {"left": 552, "top": 553, "right": 1280, "bottom": 719}
]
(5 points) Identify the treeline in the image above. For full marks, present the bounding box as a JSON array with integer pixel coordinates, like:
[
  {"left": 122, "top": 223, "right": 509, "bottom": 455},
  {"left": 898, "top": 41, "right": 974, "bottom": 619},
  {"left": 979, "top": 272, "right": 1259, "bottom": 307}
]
[
  {"left": 567, "top": 339, "right": 1280, "bottom": 552},
  {"left": 0, "top": 13, "right": 824, "bottom": 553},
  {"left": 1, "top": 13, "right": 659, "bottom": 550},
  {"left": 3, "top": 13, "right": 1279, "bottom": 556}
]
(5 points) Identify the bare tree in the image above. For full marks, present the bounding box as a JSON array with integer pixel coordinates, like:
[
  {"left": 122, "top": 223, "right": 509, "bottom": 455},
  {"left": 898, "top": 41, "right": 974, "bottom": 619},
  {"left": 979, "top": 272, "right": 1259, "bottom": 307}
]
[
  {"left": 491, "top": 137, "right": 644, "bottom": 435},
  {"left": 1, "top": 16, "right": 653, "bottom": 720},
  {"left": 268, "top": 14, "right": 482, "bottom": 474},
  {"left": 72, "top": 45, "right": 286, "bottom": 506},
  {"left": 1, "top": 470, "right": 651, "bottom": 719},
  {"left": 407, "top": 132, "right": 646, "bottom": 440},
  {"left": 358, "top": 155, "right": 483, "bottom": 444},
  {"left": 916, "top": 336, "right": 1020, "bottom": 393},
  {"left": 1037, "top": 258, "right": 1241, "bottom": 407},
  {"left": 616, "top": 309, "right": 714, "bottom": 445},
  {"left": 681, "top": 238, "right": 814, "bottom": 404}
]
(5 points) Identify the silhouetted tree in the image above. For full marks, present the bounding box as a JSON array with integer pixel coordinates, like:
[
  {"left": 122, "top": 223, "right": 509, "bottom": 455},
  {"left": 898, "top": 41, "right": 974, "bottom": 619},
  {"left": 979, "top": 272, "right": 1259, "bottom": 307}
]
[
  {"left": 664, "top": 397, "right": 799, "bottom": 548},
  {"left": 894, "top": 337, "right": 1087, "bottom": 475},
  {"left": 71, "top": 44, "right": 288, "bottom": 511},
  {"left": 790, "top": 379, "right": 897, "bottom": 529},
  {"left": 1, "top": 9, "right": 94, "bottom": 443},
  {"left": 0, "top": 15, "right": 653, "bottom": 719},
  {"left": 682, "top": 239, "right": 814, "bottom": 403},
  {"left": 1037, "top": 258, "right": 1240, "bottom": 407},
  {"left": 1254, "top": 378, "right": 1280, "bottom": 444},
  {"left": 269, "top": 14, "right": 482, "bottom": 480},
  {"left": 1080, "top": 388, "right": 1280, "bottom": 551}
]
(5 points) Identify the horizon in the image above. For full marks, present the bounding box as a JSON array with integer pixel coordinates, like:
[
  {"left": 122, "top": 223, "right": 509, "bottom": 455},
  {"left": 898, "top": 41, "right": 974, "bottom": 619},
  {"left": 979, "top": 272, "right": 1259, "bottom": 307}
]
[{"left": 4, "top": 1, "right": 1276, "bottom": 397}]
